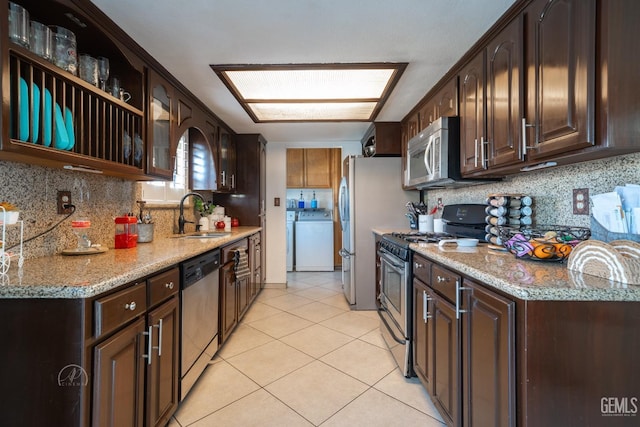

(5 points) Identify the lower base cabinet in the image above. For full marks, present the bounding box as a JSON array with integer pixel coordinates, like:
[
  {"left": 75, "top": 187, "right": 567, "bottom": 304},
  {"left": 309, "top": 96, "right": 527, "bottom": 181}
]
[
  {"left": 146, "top": 295, "right": 180, "bottom": 427},
  {"left": 412, "top": 254, "right": 514, "bottom": 427},
  {"left": 91, "top": 268, "right": 180, "bottom": 427},
  {"left": 461, "top": 279, "right": 515, "bottom": 427},
  {"left": 92, "top": 317, "right": 146, "bottom": 427}
]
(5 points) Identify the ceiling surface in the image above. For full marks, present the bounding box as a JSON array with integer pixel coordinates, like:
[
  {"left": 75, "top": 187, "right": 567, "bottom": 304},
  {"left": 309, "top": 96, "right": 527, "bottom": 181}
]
[{"left": 92, "top": 0, "right": 516, "bottom": 144}]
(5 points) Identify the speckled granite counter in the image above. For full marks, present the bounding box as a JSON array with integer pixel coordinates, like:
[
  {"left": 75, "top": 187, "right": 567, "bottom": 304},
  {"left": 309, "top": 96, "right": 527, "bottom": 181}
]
[
  {"left": 372, "top": 228, "right": 640, "bottom": 302},
  {"left": 410, "top": 243, "right": 640, "bottom": 302},
  {"left": 0, "top": 227, "right": 261, "bottom": 299}
]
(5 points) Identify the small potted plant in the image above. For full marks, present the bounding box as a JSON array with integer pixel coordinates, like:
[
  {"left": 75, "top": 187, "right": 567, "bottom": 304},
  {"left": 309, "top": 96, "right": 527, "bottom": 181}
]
[{"left": 0, "top": 201, "right": 20, "bottom": 225}]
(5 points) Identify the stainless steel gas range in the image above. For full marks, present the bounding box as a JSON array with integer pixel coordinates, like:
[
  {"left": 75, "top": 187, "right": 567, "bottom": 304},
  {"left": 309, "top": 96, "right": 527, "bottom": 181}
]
[
  {"left": 377, "top": 232, "right": 448, "bottom": 377},
  {"left": 377, "top": 204, "right": 488, "bottom": 377}
]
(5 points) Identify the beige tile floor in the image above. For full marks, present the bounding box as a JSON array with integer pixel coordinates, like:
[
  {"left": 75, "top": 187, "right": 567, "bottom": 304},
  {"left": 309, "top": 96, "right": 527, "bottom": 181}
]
[{"left": 170, "top": 271, "right": 445, "bottom": 427}]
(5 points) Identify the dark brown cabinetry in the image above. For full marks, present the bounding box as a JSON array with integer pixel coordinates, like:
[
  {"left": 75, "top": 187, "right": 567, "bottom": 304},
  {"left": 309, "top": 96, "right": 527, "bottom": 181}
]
[
  {"left": 147, "top": 69, "right": 176, "bottom": 179},
  {"left": 211, "top": 134, "right": 266, "bottom": 227},
  {"left": 248, "top": 232, "right": 263, "bottom": 302},
  {"left": 286, "top": 148, "right": 332, "bottom": 188},
  {"left": 461, "top": 279, "right": 515, "bottom": 427},
  {"left": 217, "top": 127, "right": 237, "bottom": 192},
  {"left": 361, "top": 122, "right": 402, "bottom": 157},
  {"left": 523, "top": 0, "right": 595, "bottom": 160},
  {"left": 146, "top": 269, "right": 180, "bottom": 427},
  {"left": 485, "top": 17, "right": 524, "bottom": 169},
  {"left": 412, "top": 254, "right": 515, "bottom": 427},
  {"left": 92, "top": 268, "right": 180, "bottom": 427},
  {"left": 92, "top": 316, "right": 147, "bottom": 427},
  {"left": 219, "top": 238, "right": 249, "bottom": 344},
  {"left": 2, "top": 0, "right": 146, "bottom": 179},
  {"left": 418, "top": 78, "right": 458, "bottom": 130},
  {"left": 459, "top": 51, "right": 487, "bottom": 174}
]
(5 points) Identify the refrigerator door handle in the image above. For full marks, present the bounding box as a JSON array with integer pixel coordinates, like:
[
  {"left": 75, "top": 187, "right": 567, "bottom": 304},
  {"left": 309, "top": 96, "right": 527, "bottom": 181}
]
[
  {"left": 338, "top": 248, "right": 352, "bottom": 258},
  {"left": 338, "top": 177, "right": 348, "bottom": 231}
]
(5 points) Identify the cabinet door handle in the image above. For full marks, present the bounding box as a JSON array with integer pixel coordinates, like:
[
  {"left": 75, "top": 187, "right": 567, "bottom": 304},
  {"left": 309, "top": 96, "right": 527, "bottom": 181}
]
[
  {"left": 230, "top": 174, "right": 235, "bottom": 189},
  {"left": 124, "top": 301, "right": 137, "bottom": 311},
  {"left": 480, "top": 137, "right": 487, "bottom": 169},
  {"left": 221, "top": 170, "right": 226, "bottom": 186},
  {"left": 156, "top": 318, "right": 163, "bottom": 357},
  {"left": 143, "top": 325, "right": 153, "bottom": 365},
  {"left": 522, "top": 117, "right": 536, "bottom": 154},
  {"left": 423, "top": 290, "right": 432, "bottom": 323},
  {"left": 165, "top": 281, "right": 174, "bottom": 290},
  {"left": 455, "top": 279, "right": 471, "bottom": 319},
  {"left": 474, "top": 138, "right": 478, "bottom": 168}
]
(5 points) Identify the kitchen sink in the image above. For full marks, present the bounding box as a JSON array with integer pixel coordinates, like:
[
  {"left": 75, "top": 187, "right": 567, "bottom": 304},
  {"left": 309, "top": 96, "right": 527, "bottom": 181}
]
[{"left": 175, "top": 231, "right": 232, "bottom": 239}]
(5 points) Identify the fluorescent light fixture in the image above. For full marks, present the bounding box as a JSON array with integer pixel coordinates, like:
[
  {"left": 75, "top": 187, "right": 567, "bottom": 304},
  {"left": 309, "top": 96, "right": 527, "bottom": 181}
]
[{"left": 211, "top": 63, "right": 407, "bottom": 122}]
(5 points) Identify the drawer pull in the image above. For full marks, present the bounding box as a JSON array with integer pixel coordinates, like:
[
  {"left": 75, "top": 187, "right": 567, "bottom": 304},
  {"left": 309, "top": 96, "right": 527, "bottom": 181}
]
[
  {"left": 124, "top": 301, "right": 137, "bottom": 311},
  {"left": 414, "top": 262, "right": 424, "bottom": 269},
  {"left": 436, "top": 275, "right": 450, "bottom": 283},
  {"left": 165, "top": 281, "right": 174, "bottom": 290}
]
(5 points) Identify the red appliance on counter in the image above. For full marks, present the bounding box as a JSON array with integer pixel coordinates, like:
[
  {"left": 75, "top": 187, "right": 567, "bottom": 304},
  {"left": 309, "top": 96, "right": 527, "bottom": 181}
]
[{"left": 114, "top": 215, "right": 138, "bottom": 248}]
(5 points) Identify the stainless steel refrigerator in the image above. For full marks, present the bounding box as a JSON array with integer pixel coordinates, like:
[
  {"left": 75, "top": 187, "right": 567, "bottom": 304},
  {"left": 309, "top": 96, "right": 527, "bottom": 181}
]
[{"left": 338, "top": 156, "right": 417, "bottom": 309}]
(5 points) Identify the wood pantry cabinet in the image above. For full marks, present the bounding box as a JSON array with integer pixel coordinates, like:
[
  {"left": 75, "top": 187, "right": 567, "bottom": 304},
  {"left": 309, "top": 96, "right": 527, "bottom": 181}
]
[{"left": 286, "top": 148, "right": 332, "bottom": 188}]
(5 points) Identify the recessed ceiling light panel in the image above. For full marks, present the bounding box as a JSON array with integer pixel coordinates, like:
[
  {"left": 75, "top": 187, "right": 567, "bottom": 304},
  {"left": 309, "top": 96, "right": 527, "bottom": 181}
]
[{"left": 211, "top": 63, "right": 407, "bottom": 122}]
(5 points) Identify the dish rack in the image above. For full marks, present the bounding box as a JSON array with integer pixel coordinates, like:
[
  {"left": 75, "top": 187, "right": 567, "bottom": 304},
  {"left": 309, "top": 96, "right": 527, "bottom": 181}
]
[{"left": 1, "top": 207, "right": 24, "bottom": 275}]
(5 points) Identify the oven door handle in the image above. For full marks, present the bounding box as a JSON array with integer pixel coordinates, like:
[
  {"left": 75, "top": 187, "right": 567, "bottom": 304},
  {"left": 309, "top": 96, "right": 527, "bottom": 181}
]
[
  {"left": 377, "top": 308, "right": 406, "bottom": 345},
  {"left": 377, "top": 250, "right": 406, "bottom": 270}
]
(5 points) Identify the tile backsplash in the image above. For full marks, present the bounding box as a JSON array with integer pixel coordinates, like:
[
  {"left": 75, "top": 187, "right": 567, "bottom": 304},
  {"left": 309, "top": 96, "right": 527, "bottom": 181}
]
[
  {"left": 423, "top": 152, "right": 640, "bottom": 227},
  {"left": 2, "top": 151, "right": 639, "bottom": 259},
  {"left": 0, "top": 162, "right": 189, "bottom": 259}
]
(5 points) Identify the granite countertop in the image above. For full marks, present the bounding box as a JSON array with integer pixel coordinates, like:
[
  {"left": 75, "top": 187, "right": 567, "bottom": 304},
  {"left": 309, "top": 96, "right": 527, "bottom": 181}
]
[
  {"left": 371, "top": 228, "right": 640, "bottom": 302},
  {"left": 0, "top": 227, "right": 261, "bottom": 299}
]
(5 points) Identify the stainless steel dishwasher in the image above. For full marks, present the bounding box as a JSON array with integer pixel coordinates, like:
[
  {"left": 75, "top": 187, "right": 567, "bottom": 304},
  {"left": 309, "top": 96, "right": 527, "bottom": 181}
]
[{"left": 180, "top": 249, "right": 220, "bottom": 400}]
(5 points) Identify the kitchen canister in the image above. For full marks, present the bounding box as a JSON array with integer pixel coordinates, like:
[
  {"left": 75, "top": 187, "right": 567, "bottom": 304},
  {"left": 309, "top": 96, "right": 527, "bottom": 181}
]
[
  {"left": 115, "top": 215, "right": 138, "bottom": 248},
  {"left": 418, "top": 214, "right": 434, "bottom": 233},
  {"left": 51, "top": 26, "right": 77, "bottom": 75},
  {"left": 137, "top": 223, "right": 154, "bottom": 243}
]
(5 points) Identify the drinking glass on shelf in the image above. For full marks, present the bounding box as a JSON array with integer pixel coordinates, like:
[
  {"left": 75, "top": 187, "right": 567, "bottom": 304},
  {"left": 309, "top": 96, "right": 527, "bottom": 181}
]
[{"left": 98, "top": 57, "right": 109, "bottom": 91}]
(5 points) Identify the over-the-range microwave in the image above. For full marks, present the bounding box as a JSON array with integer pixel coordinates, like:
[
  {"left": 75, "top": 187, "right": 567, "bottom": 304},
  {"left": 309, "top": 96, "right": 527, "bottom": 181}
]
[{"left": 405, "top": 116, "right": 498, "bottom": 189}]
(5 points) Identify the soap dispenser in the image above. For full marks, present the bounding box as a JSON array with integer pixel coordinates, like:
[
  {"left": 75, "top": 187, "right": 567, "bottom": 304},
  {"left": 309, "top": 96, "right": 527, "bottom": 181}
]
[
  {"left": 310, "top": 191, "right": 318, "bottom": 209},
  {"left": 298, "top": 191, "right": 305, "bottom": 208}
]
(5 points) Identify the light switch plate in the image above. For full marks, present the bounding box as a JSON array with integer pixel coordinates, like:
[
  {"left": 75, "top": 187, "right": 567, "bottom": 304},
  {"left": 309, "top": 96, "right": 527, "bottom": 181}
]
[{"left": 573, "top": 188, "right": 589, "bottom": 215}]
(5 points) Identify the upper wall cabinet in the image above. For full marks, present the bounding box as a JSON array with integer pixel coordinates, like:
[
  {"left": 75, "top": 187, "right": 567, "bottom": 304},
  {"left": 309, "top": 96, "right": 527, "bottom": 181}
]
[
  {"left": 485, "top": 16, "right": 524, "bottom": 169},
  {"left": 523, "top": 0, "right": 595, "bottom": 160},
  {"left": 147, "top": 69, "right": 176, "bottom": 179},
  {"left": 1, "top": 0, "right": 147, "bottom": 178},
  {"left": 361, "top": 122, "right": 401, "bottom": 157},
  {"left": 459, "top": 51, "right": 487, "bottom": 175},
  {"left": 286, "top": 148, "right": 332, "bottom": 188},
  {"left": 217, "top": 127, "right": 236, "bottom": 192}
]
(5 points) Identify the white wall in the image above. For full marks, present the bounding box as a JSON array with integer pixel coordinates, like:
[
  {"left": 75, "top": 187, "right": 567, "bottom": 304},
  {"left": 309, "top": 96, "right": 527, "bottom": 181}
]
[{"left": 265, "top": 141, "right": 362, "bottom": 285}]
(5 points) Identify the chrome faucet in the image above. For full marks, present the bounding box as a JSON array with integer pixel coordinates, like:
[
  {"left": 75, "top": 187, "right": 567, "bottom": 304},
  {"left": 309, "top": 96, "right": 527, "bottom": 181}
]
[{"left": 178, "top": 192, "right": 205, "bottom": 234}]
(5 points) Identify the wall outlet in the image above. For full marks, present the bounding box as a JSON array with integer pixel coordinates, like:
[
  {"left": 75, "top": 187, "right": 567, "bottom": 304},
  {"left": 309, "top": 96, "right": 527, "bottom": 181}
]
[
  {"left": 572, "top": 188, "right": 589, "bottom": 215},
  {"left": 57, "top": 191, "right": 73, "bottom": 214}
]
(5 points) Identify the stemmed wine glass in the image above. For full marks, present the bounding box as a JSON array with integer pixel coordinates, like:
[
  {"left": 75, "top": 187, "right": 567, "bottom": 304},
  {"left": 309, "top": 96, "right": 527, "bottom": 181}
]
[{"left": 97, "top": 56, "right": 109, "bottom": 91}]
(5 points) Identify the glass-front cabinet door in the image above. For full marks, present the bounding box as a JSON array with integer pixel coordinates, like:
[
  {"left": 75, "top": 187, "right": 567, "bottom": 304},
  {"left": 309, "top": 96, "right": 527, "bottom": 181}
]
[{"left": 147, "top": 70, "right": 175, "bottom": 179}]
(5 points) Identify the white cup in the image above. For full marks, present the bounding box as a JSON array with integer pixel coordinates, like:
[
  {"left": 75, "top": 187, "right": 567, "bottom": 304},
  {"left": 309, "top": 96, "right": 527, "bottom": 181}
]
[
  {"left": 418, "top": 214, "right": 434, "bottom": 233},
  {"left": 434, "top": 218, "right": 444, "bottom": 233}
]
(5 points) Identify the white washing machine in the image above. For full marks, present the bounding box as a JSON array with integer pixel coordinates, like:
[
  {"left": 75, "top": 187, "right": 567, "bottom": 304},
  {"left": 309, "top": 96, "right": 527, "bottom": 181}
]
[
  {"left": 295, "top": 210, "right": 334, "bottom": 271},
  {"left": 286, "top": 211, "right": 296, "bottom": 272}
]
